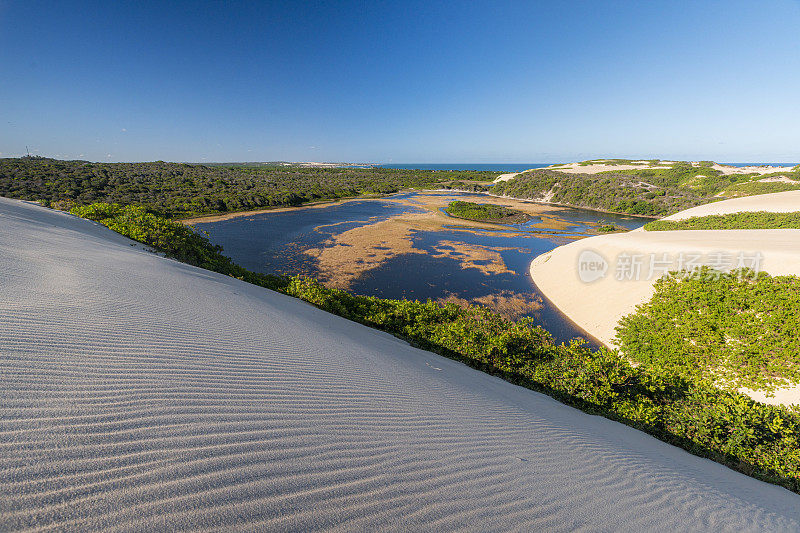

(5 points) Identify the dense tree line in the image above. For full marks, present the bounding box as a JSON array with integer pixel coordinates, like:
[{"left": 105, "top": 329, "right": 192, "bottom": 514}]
[{"left": 0, "top": 157, "right": 495, "bottom": 217}]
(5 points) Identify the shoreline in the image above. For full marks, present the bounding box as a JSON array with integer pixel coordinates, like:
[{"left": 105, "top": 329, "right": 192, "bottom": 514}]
[
  {"left": 182, "top": 188, "right": 665, "bottom": 225},
  {"left": 179, "top": 194, "right": 384, "bottom": 224}
]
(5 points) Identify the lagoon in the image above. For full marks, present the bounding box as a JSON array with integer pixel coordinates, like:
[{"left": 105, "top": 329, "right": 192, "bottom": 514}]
[{"left": 193, "top": 191, "right": 647, "bottom": 344}]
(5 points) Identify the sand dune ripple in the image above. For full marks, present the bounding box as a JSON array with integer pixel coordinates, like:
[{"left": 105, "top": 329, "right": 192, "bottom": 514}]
[{"left": 1, "top": 198, "right": 799, "bottom": 531}]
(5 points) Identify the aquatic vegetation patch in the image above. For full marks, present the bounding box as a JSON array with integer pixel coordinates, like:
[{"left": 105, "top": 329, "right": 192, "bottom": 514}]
[
  {"left": 437, "top": 290, "right": 542, "bottom": 320},
  {"left": 445, "top": 200, "right": 530, "bottom": 224}
]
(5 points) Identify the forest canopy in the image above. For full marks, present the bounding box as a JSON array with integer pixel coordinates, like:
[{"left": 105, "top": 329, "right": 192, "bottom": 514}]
[{"left": 0, "top": 157, "right": 495, "bottom": 217}]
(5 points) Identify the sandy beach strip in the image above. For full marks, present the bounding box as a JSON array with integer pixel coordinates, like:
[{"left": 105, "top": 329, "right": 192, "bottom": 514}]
[{"left": 2, "top": 197, "right": 800, "bottom": 530}]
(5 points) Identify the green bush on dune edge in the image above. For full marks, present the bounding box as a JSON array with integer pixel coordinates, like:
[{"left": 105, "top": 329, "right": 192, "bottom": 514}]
[
  {"left": 71, "top": 202, "right": 800, "bottom": 493},
  {"left": 644, "top": 211, "right": 800, "bottom": 231},
  {"left": 617, "top": 268, "right": 800, "bottom": 392}
]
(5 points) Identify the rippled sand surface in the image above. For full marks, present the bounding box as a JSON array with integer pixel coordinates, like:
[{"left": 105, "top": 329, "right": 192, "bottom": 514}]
[{"left": 2, "top": 197, "right": 799, "bottom": 531}]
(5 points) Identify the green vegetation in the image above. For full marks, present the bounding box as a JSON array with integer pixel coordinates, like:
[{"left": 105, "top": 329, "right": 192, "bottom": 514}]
[
  {"left": 69, "top": 202, "right": 800, "bottom": 493},
  {"left": 645, "top": 211, "right": 800, "bottom": 231},
  {"left": 616, "top": 268, "right": 800, "bottom": 393},
  {"left": 4, "top": 157, "right": 798, "bottom": 220},
  {"left": 0, "top": 157, "right": 495, "bottom": 218},
  {"left": 602, "top": 162, "right": 796, "bottom": 198},
  {"left": 492, "top": 168, "right": 706, "bottom": 216},
  {"left": 70, "top": 203, "right": 287, "bottom": 288},
  {"left": 493, "top": 161, "right": 800, "bottom": 217},
  {"left": 444, "top": 200, "right": 528, "bottom": 223},
  {"left": 595, "top": 224, "right": 626, "bottom": 233},
  {"left": 723, "top": 181, "right": 800, "bottom": 197},
  {"left": 439, "top": 181, "right": 491, "bottom": 193}
]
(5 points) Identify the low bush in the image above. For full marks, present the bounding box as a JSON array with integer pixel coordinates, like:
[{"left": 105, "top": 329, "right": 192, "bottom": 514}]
[
  {"left": 723, "top": 181, "right": 800, "bottom": 197},
  {"left": 645, "top": 211, "right": 800, "bottom": 231},
  {"left": 444, "top": 200, "right": 528, "bottom": 222},
  {"left": 616, "top": 268, "right": 800, "bottom": 392}
]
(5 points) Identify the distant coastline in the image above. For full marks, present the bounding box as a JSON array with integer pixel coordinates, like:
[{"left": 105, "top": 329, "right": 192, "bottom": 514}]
[{"left": 280, "top": 162, "right": 798, "bottom": 172}]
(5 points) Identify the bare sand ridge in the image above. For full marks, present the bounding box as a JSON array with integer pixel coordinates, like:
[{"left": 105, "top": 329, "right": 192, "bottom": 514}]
[
  {"left": 545, "top": 162, "right": 675, "bottom": 174},
  {"left": 529, "top": 191, "right": 800, "bottom": 406},
  {"left": 536, "top": 161, "right": 797, "bottom": 177},
  {"left": 493, "top": 171, "right": 525, "bottom": 183},
  {"left": 711, "top": 163, "right": 797, "bottom": 176},
  {"left": 2, "top": 197, "right": 800, "bottom": 529},
  {"left": 658, "top": 190, "right": 800, "bottom": 222}
]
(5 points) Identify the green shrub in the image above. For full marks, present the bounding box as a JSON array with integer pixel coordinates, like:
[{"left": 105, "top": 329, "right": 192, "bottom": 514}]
[
  {"left": 491, "top": 168, "right": 711, "bottom": 217},
  {"left": 616, "top": 268, "right": 800, "bottom": 392},
  {"left": 596, "top": 224, "right": 624, "bottom": 233},
  {"left": 444, "top": 200, "right": 528, "bottom": 222},
  {"left": 723, "top": 181, "right": 800, "bottom": 197},
  {"left": 645, "top": 211, "right": 800, "bottom": 231}
]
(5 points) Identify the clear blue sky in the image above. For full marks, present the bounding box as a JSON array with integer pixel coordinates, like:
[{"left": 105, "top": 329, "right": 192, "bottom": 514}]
[{"left": 2, "top": 0, "right": 799, "bottom": 163}]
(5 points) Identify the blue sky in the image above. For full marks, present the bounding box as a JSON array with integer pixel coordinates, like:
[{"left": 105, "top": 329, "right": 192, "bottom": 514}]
[{"left": 2, "top": 0, "right": 799, "bottom": 163}]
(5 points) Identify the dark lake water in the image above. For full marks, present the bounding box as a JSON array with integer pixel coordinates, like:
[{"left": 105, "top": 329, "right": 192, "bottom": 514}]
[{"left": 193, "top": 192, "right": 647, "bottom": 345}]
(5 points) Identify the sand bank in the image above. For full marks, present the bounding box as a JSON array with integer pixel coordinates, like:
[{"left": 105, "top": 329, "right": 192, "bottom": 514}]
[
  {"left": 530, "top": 190, "right": 800, "bottom": 405},
  {"left": 657, "top": 189, "right": 800, "bottom": 222},
  {"left": 712, "top": 163, "right": 797, "bottom": 175},
  {"left": 3, "top": 196, "right": 800, "bottom": 529},
  {"left": 543, "top": 161, "right": 797, "bottom": 177},
  {"left": 493, "top": 171, "right": 523, "bottom": 182},
  {"left": 546, "top": 162, "right": 675, "bottom": 174}
]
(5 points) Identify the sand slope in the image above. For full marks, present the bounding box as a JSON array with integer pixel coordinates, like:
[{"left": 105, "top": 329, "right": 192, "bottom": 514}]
[
  {"left": 530, "top": 191, "right": 800, "bottom": 405},
  {"left": 2, "top": 197, "right": 800, "bottom": 531},
  {"left": 659, "top": 190, "right": 800, "bottom": 221}
]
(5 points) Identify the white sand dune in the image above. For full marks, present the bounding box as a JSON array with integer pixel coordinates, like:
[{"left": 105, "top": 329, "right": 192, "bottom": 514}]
[
  {"left": 545, "top": 161, "right": 797, "bottom": 177},
  {"left": 530, "top": 191, "right": 800, "bottom": 405},
  {"left": 712, "top": 163, "right": 797, "bottom": 176},
  {"left": 659, "top": 190, "right": 800, "bottom": 221},
  {"left": 493, "top": 170, "right": 541, "bottom": 183},
  {"left": 546, "top": 162, "right": 674, "bottom": 174},
  {"left": 492, "top": 171, "right": 520, "bottom": 183},
  {"left": 2, "top": 197, "right": 800, "bottom": 531}
]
